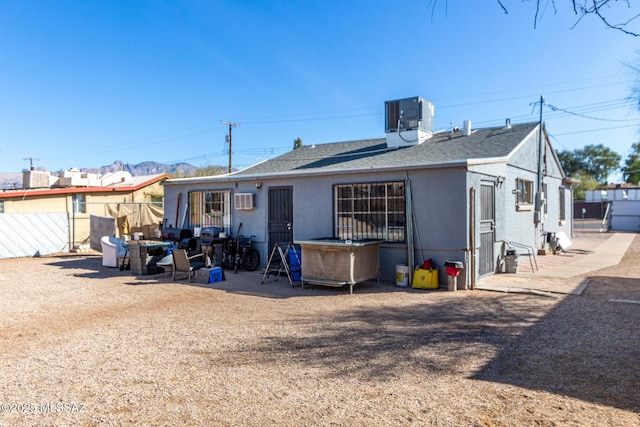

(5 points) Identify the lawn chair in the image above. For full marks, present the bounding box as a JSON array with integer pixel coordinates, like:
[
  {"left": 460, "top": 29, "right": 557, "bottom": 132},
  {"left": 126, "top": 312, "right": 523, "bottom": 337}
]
[
  {"left": 171, "top": 249, "right": 205, "bottom": 282},
  {"left": 100, "top": 236, "right": 127, "bottom": 268}
]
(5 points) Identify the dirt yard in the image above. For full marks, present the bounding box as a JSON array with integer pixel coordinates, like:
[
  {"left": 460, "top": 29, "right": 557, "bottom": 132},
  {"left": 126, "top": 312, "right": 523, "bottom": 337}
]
[{"left": 0, "top": 233, "right": 638, "bottom": 426}]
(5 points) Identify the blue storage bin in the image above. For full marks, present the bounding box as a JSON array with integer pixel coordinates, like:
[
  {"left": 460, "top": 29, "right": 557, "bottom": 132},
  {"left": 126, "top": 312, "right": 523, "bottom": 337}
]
[
  {"left": 288, "top": 247, "right": 301, "bottom": 281},
  {"left": 209, "top": 267, "right": 223, "bottom": 283},
  {"left": 289, "top": 248, "right": 301, "bottom": 265}
]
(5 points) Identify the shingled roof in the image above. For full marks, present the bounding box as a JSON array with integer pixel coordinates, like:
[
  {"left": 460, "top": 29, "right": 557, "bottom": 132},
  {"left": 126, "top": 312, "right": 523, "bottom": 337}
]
[{"left": 233, "top": 122, "right": 539, "bottom": 177}]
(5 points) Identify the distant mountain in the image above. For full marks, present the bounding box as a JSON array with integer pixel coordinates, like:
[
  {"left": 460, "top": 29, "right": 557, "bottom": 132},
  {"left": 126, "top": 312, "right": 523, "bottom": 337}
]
[
  {"left": 0, "top": 173, "right": 21, "bottom": 190},
  {"left": 0, "top": 161, "right": 218, "bottom": 190},
  {"left": 82, "top": 160, "right": 199, "bottom": 177}
]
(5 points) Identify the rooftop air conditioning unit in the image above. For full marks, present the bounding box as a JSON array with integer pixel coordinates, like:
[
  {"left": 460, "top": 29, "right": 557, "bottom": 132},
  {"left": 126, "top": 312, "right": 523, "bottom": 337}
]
[
  {"left": 234, "top": 192, "right": 256, "bottom": 210},
  {"left": 385, "top": 96, "right": 434, "bottom": 148},
  {"left": 23, "top": 170, "right": 52, "bottom": 189}
]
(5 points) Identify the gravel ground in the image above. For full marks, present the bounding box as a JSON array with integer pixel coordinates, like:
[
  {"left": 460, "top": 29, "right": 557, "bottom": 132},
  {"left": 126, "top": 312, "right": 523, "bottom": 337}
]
[{"left": 0, "top": 232, "right": 638, "bottom": 426}]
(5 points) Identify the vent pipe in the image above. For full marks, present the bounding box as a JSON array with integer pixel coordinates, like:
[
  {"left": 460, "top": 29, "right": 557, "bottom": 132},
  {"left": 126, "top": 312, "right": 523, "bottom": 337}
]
[
  {"left": 463, "top": 120, "right": 472, "bottom": 136},
  {"left": 506, "top": 118, "right": 512, "bottom": 129}
]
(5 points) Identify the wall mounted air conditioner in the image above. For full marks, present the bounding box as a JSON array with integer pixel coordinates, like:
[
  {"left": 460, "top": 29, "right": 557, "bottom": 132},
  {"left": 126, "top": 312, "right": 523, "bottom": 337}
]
[{"left": 234, "top": 192, "right": 256, "bottom": 210}]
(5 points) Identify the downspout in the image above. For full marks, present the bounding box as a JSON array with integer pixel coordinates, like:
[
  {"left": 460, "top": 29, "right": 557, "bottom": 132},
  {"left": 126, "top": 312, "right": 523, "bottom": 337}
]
[
  {"left": 469, "top": 187, "right": 476, "bottom": 290},
  {"left": 405, "top": 176, "right": 414, "bottom": 278},
  {"left": 536, "top": 96, "right": 544, "bottom": 248},
  {"left": 72, "top": 195, "right": 77, "bottom": 251}
]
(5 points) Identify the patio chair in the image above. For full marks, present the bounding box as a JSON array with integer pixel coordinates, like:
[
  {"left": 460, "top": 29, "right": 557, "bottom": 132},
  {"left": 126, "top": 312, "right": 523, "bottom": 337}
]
[
  {"left": 100, "top": 236, "right": 127, "bottom": 268},
  {"left": 171, "top": 249, "right": 205, "bottom": 282}
]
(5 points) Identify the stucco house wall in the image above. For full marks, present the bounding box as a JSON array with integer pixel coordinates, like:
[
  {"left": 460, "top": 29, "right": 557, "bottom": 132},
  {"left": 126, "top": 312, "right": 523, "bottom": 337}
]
[{"left": 163, "top": 121, "right": 571, "bottom": 288}]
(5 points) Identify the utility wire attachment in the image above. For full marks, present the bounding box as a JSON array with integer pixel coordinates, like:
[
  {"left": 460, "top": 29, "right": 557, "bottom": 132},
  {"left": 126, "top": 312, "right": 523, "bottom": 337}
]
[{"left": 221, "top": 121, "right": 240, "bottom": 174}]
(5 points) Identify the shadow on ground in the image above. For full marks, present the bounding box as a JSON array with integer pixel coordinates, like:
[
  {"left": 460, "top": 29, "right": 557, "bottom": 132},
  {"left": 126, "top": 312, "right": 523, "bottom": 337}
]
[
  {"left": 472, "top": 276, "right": 640, "bottom": 413},
  {"left": 202, "top": 293, "right": 550, "bottom": 379},
  {"left": 42, "top": 253, "right": 640, "bottom": 414}
]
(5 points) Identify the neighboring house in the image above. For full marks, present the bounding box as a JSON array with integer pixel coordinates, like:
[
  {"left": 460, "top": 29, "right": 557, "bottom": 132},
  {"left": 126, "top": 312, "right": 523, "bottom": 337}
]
[
  {"left": 0, "top": 169, "right": 169, "bottom": 251},
  {"left": 162, "top": 97, "right": 573, "bottom": 288}
]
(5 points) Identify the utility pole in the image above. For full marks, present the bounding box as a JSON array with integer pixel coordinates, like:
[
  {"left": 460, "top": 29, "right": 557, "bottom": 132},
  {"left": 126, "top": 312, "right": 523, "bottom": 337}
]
[
  {"left": 221, "top": 121, "right": 240, "bottom": 173},
  {"left": 23, "top": 157, "right": 40, "bottom": 170}
]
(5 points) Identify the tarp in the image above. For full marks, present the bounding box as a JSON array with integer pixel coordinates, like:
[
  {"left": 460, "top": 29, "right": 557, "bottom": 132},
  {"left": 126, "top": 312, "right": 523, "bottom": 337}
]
[
  {"left": 105, "top": 203, "right": 164, "bottom": 239},
  {"left": 0, "top": 213, "right": 69, "bottom": 259}
]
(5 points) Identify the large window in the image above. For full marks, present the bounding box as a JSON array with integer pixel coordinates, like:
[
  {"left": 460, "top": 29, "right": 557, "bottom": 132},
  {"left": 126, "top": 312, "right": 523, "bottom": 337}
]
[
  {"left": 334, "top": 182, "right": 405, "bottom": 242},
  {"left": 516, "top": 178, "right": 533, "bottom": 210},
  {"left": 189, "top": 190, "right": 231, "bottom": 232}
]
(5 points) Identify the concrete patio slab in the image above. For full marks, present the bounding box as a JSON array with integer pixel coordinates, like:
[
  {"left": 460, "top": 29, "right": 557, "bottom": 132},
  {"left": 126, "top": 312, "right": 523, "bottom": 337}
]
[{"left": 477, "top": 232, "right": 635, "bottom": 296}]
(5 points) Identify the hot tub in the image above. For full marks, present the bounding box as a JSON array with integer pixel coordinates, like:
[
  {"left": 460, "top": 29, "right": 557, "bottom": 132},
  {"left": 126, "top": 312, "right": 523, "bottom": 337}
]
[{"left": 295, "top": 238, "right": 383, "bottom": 294}]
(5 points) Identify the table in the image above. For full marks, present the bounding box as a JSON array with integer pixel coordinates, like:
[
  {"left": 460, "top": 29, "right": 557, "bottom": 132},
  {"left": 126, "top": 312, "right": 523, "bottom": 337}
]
[
  {"left": 122, "top": 241, "right": 173, "bottom": 275},
  {"left": 295, "top": 238, "right": 382, "bottom": 294}
]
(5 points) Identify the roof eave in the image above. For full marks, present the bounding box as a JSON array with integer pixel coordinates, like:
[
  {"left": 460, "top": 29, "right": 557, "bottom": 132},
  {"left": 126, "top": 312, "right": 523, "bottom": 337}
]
[{"left": 163, "top": 160, "right": 471, "bottom": 185}]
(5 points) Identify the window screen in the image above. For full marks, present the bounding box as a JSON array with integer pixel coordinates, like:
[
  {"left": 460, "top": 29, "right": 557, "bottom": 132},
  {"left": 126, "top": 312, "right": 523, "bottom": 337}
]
[
  {"left": 189, "top": 190, "right": 231, "bottom": 231},
  {"left": 334, "top": 182, "right": 405, "bottom": 242}
]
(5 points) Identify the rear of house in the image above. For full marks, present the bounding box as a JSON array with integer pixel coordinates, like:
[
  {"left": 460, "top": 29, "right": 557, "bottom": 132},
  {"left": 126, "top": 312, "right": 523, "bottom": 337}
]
[{"left": 163, "top": 97, "right": 573, "bottom": 288}]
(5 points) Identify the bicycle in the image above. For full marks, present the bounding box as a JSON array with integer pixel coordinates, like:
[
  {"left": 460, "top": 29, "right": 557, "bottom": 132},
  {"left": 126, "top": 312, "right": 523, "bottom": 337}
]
[{"left": 222, "top": 235, "right": 260, "bottom": 273}]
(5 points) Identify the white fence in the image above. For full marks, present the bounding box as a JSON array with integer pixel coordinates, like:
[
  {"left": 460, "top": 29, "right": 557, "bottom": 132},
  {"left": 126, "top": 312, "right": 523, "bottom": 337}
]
[
  {"left": 0, "top": 213, "right": 70, "bottom": 259},
  {"left": 610, "top": 200, "right": 640, "bottom": 232}
]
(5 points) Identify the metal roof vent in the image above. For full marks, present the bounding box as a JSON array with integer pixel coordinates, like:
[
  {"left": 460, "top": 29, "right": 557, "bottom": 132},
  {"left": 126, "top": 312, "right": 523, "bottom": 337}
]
[
  {"left": 463, "top": 120, "right": 472, "bottom": 136},
  {"left": 385, "top": 96, "right": 434, "bottom": 148}
]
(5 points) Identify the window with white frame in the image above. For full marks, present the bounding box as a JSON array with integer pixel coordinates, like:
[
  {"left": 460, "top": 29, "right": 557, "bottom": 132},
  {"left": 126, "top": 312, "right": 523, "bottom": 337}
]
[
  {"left": 73, "top": 194, "right": 86, "bottom": 213},
  {"left": 150, "top": 194, "right": 163, "bottom": 207},
  {"left": 516, "top": 178, "right": 534, "bottom": 209},
  {"left": 189, "top": 190, "right": 231, "bottom": 231},
  {"left": 334, "top": 182, "right": 405, "bottom": 242}
]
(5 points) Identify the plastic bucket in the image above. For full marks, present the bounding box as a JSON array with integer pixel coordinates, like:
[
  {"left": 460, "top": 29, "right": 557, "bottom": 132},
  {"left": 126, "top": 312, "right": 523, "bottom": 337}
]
[
  {"left": 395, "top": 265, "right": 409, "bottom": 287},
  {"left": 505, "top": 255, "right": 518, "bottom": 273}
]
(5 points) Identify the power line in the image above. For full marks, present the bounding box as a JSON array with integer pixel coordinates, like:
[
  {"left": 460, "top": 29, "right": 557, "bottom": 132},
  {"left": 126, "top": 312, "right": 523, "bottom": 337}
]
[
  {"left": 553, "top": 123, "right": 640, "bottom": 136},
  {"left": 545, "top": 102, "right": 638, "bottom": 122}
]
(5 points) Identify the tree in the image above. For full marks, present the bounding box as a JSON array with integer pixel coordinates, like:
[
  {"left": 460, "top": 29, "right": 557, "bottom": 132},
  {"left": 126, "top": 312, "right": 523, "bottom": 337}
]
[
  {"left": 621, "top": 142, "right": 640, "bottom": 184},
  {"left": 578, "top": 144, "right": 622, "bottom": 183},
  {"left": 555, "top": 144, "right": 621, "bottom": 184},
  {"left": 429, "top": 1, "right": 639, "bottom": 36},
  {"left": 194, "top": 165, "right": 227, "bottom": 177},
  {"left": 571, "top": 170, "right": 601, "bottom": 200},
  {"left": 171, "top": 165, "right": 226, "bottom": 178},
  {"left": 293, "top": 137, "right": 302, "bottom": 150},
  {"left": 556, "top": 149, "right": 583, "bottom": 177}
]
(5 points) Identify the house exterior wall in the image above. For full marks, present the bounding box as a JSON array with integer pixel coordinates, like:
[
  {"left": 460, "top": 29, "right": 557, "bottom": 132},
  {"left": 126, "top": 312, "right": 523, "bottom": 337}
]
[
  {"left": 164, "top": 166, "right": 471, "bottom": 286},
  {"left": 162, "top": 125, "right": 571, "bottom": 287},
  {"left": 466, "top": 130, "right": 571, "bottom": 280},
  {"left": 0, "top": 185, "right": 163, "bottom": 249}
]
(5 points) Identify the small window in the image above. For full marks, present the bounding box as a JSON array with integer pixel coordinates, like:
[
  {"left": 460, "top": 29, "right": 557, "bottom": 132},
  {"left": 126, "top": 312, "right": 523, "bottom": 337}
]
[
  {"left": 0, "top": 200, "right": 4, "bottom": 214},
  {"left": 516, "top": 179, "right": 533, "bottom": 210},
  {"left": 150, "top": 195, "right": 163, "bottom": 207},
  {"left": 73, "top": 194, "right": 86, "bottom": 213}
]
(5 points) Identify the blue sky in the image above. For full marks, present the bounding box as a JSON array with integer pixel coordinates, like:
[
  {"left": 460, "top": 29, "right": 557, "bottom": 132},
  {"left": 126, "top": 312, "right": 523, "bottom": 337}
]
[{"left": 1, "top": 1, "right": 639, "bottom": 181}]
